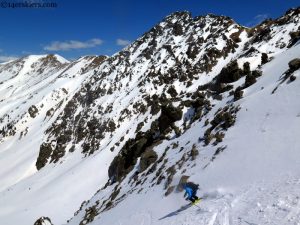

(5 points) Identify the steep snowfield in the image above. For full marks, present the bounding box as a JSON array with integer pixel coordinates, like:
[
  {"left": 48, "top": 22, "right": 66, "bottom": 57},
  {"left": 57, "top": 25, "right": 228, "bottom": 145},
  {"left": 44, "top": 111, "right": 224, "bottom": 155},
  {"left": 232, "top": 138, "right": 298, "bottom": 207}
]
[
  {"left": 65, "top": 36, "right": 300, "bottom": 225},
  {"left": 88, "top": 175, "right": 300, "bottom": 225}
]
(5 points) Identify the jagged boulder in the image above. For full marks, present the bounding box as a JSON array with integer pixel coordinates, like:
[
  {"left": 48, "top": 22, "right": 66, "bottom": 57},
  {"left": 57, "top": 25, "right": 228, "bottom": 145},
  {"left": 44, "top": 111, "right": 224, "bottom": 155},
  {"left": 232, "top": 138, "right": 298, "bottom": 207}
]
[
  {"left": 252, "top": 27, "right": 272, "bottom": 43},
  {"left": 79, "top": 206, "right": 98, "bottom": 225},
  {"left": 288, "top": 58, "right": 300, "bottom": 72},
  {"left": 234, "top": 87, "right": 244, "bottom": 101},
  {"left": 158, "top": 104, "right": 183, "bottom": 133},
  {"left": 243, "top": 62, "right": 251, "bottom": 76},
  {"left": 108, "top": 136, "right": 150, "bottom": 182},
  {"left": 215, "top": 60, "right": 243, "bottom": 83},
  {"left": 186, "top": 44, "right": 199, "bottom": 59},
  {"left": 167, "top": 85, "right": 178, "bottom": 98},
  {"left": 288, "top": 30, "right": 300, "bottom": 47},
  {"left": 139, "top": 149, "right": 158, "bottom": 172},
  {"left": 252, "top": 70, "right": 262, "bottom": 78},
  {"left": 172, "top": 23, "right": 184, "bottom": 36},
  {"left": 245, "top": 73, "right": 257, "bottom": 88},
  {"left": 190, "top": 144, "right": 199, "bottom": 160},
  {"left": 34, "top": 217, "right": 53, "bottom": 225},
  {"left": 36, "top": 143, "right": 52, "bottom": 170},
  {"left": 108, "top": 155, "right": 126, "bottom": 183},
  {"left": 261, "top": 53, "right": 269, "bottom": 65},
  {"left": 28, "top": 105, "right": 39, "bottom": 118}
]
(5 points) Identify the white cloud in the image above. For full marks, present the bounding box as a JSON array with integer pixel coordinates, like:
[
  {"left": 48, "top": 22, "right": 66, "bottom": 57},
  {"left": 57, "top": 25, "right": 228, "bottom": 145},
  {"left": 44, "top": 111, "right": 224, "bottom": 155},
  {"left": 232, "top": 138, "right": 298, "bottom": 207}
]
[
  {"left": 116, "top": 38, "right": 131, "bottom": 46},
  {"left": 44, "top": 38, "right": 103, "bottom": 51},
  {"left": 247, "top": 14, "right": 269, "bottom": 27},
  {"left": 0, "top": 55, "right": 18, "bottom": 63},
  {"left": 22, "top": 51, "right": 32, "bottom": 55},
  {"left": 254, "top": 14, "right": 269, "bottom": 22}
]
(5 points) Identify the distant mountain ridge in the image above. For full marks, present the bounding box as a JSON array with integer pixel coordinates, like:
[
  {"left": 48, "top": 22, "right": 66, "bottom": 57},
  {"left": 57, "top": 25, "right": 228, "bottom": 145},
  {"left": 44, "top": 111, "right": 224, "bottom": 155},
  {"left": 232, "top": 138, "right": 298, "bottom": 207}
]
[{"left": 0, "top": 7, "right": 299, "bottom": 225}]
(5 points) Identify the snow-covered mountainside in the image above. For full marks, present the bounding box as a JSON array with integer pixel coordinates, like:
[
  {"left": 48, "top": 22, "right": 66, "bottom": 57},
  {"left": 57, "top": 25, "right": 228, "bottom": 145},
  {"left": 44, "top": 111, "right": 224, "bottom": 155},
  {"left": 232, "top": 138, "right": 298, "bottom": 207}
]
[{"left": 0, "top": 7, "right": 300, "bottom": 225}]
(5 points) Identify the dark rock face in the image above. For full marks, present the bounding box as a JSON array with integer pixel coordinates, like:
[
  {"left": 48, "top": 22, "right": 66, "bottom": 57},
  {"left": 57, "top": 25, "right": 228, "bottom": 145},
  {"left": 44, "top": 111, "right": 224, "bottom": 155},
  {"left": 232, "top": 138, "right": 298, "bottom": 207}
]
[
  {"left": 288, "top": 58, "right": 300, "bottom": 71},
  {"left": 34, "top": 217, "right": 53, "bottom": 225},
  {"left": 216, "top": 60, "right": 243, "bottom": 83},
  {"left": 245, "top": 74, "right": 257, "bottom": 88},
  {"left": 261, "top": 53, "right": 269, "bottom": 65},
  {"left": 108, "top": 136, "right": 151, "bottom": 182},
  {"left": 234, "top": 87, "right": 244, "bottom": 101},
  {"left": 190, "top": 144, "right": 199, "bottom": 160},
  {"left": 108, "top": 101, "right": 183, "bottom": 183},
  {"left": 139, "top": 149, "right": 158, "bottom": 172},
  {"left": 290, "top": 75, "right": 297, "bottom": 82},
  {"left": 36, "top": 143, "right": 52, "bottom": 170},
  {"left": 158, "top": 104, "right": 183, "bottom": 133},
  {"left": 79, "top": 206, "right": 98, "bottom": 225},
  {"left": 289, "top": 30, "right": 300, "bottom": 47},
  {"left": 28, "top": 105, "right": 39, "bottom": 118}
]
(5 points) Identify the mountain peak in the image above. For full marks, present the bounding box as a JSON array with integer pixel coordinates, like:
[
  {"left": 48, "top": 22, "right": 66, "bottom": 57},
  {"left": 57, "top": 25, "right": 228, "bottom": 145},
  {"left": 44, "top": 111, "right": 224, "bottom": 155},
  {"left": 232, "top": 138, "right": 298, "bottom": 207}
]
[{"left": 164, "top": 11, "right": 192, "bottom": 22}]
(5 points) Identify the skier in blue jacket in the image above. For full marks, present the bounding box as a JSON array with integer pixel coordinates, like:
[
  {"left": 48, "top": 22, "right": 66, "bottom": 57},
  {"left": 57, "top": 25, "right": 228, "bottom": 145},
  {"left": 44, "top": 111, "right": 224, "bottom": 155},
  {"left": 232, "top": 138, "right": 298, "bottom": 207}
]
[{"left": 183, "top": 182, "right": 200, "bottom": 203}]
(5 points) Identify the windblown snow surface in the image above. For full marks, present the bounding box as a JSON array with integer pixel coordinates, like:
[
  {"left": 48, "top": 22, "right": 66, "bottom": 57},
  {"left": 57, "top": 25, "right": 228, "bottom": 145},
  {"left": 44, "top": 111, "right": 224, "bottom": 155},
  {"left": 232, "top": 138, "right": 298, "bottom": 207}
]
[{"left": 0, "top": 9, "right": 299, "bottom": 225}]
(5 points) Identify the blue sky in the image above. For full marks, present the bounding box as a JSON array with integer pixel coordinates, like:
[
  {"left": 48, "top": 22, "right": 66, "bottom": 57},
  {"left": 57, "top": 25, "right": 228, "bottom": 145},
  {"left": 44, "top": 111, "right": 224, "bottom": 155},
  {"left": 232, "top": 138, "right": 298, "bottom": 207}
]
[{"left": 0, "top": 0, "right": 299, "bottom": 61}]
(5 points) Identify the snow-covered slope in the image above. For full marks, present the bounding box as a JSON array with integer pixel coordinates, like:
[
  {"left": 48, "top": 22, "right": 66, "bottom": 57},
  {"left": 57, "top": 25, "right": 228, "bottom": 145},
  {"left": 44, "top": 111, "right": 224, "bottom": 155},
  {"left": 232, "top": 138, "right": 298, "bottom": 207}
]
[
  {"left": 66, "top": 26, "right": 300, "bottom": 225},
  {"left": 0, "top": 7, "right": 300, "bottom": 225},
  {"left": 0, "top": 54, "right": 107, "bottom": 225}
]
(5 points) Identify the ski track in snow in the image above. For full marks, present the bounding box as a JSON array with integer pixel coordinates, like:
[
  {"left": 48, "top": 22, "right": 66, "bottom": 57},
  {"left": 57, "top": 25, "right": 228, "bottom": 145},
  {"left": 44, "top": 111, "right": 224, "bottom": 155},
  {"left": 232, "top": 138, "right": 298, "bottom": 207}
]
[
  {"left": 154, "top": 176, "right": 300, "bottom": 225},
  {"left": 219, "top": 179, "right": 298, "bottom": 225}
]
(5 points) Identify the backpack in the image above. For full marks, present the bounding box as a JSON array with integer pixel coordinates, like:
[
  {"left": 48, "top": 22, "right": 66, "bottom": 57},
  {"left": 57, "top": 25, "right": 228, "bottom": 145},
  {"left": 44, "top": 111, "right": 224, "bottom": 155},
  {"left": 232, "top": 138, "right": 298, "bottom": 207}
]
[{"left": 185, "top": 182, "right": 199, "bottom": 191}]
